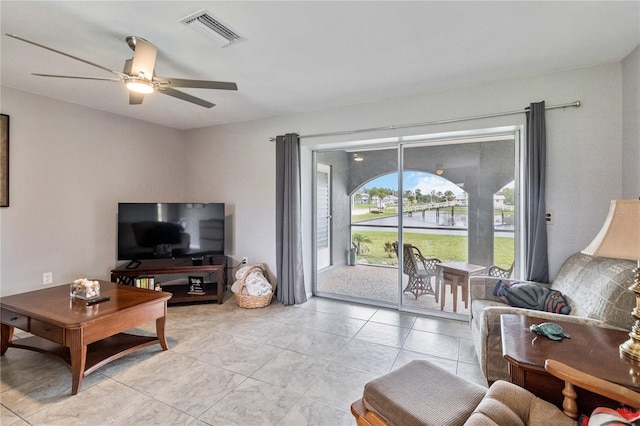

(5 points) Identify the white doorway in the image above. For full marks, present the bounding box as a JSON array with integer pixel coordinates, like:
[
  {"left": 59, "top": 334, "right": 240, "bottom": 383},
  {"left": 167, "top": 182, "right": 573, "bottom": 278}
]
[{"left": 316, "top": 163, "right": 331, "bottom": 270}]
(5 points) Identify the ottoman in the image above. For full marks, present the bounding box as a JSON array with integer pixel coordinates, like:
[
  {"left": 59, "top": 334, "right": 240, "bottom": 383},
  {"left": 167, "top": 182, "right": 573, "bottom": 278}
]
[
  {"left": 351, "top": 359, "right": 576, "bottom": 426},
  {"left": 358, "top": 360, "right": 486, "bottom": 426}
]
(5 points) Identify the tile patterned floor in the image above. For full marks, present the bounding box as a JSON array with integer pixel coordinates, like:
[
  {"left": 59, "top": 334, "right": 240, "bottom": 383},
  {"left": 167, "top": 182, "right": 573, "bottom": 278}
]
[{"left": 0, "top": 294, "right": 487, "bottom": 425}]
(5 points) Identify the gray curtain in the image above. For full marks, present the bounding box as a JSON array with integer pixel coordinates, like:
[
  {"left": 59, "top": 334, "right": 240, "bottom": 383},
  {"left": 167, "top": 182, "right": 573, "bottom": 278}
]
[
  {"left": 275, "top": 133, "right": 307, "bottom": 305},
  {"left": 524, "top": 101, "right": 549, "bottom": 282}
]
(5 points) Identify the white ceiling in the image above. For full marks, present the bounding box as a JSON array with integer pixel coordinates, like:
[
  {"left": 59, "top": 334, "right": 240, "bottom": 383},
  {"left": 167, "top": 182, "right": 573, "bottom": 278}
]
[{"left": 1, "top": 1, "right": 639, "bottom": 130}]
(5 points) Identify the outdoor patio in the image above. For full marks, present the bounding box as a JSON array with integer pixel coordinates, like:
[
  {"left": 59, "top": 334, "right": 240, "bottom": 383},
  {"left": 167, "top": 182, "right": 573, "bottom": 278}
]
[{"left": 316, "top": 264, "right": 471, "bottom": 318}]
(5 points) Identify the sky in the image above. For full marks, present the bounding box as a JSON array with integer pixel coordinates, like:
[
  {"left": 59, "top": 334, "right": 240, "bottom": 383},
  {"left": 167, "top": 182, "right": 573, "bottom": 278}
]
[{"left": 362, "top": 172, "right": 466, "bottom": 197}]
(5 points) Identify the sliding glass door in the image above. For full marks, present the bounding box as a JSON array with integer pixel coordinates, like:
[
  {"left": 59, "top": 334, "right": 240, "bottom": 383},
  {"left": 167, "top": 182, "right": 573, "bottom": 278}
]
[
  {"left": 313, "top": 129, "right": 518, "bottom": 319},
  {"left": 399, "top": 136, "right": 516, "bottom": 316},
  {"left": 315, "top": 148, "right": 400, "bottom": 307}
]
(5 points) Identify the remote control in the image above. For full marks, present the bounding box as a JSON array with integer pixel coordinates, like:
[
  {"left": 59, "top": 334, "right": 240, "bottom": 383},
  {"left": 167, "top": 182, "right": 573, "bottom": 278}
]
[{"left": 86, "top": 296, "right": 110, "bottom": 306}]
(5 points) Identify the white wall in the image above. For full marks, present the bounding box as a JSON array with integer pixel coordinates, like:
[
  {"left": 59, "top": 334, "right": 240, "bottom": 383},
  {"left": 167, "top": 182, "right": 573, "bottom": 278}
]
[
  {"left": 184, "top": 62, "right": 636, "bottom": 286},
  {"left": 1, "top": 58, "right": 637, "bottom": 297},
  {"left": 622, "top": 45, "right": 640, "bottom": 200},
  {"left": 0, "top": 87, "right": 185, "bottom": 296},
  {"left": 184, "top": 118, "right": 284, "bottom": 279}
]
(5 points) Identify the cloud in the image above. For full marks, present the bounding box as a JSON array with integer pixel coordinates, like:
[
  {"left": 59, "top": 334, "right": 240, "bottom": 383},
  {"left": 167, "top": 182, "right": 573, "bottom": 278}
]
[{"left": 410, "top": 174, "right": 465, "bottom": 196}]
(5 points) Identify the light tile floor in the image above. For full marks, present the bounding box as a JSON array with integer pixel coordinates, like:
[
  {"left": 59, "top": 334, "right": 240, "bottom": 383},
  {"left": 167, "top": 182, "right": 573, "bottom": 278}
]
[{"left": 0, "top": 294, "right": 487, "bottom": 425}]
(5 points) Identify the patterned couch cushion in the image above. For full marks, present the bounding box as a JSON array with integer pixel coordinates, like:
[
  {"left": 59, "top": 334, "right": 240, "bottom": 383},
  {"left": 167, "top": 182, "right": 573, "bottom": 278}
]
[{"left": 550, "top": 253, "right": 635, "bottom": 329}]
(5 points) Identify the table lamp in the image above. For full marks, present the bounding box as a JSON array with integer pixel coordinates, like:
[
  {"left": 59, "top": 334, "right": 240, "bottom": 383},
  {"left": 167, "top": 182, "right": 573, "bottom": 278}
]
[{"left": 582, "top": 200, "right": 640, "bottom": 361}]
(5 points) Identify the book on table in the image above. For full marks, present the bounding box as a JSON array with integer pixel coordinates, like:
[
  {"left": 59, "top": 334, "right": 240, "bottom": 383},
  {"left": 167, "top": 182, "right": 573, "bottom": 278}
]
[{"left": 134, "top": 276, "right": 155, "bottom": 289}]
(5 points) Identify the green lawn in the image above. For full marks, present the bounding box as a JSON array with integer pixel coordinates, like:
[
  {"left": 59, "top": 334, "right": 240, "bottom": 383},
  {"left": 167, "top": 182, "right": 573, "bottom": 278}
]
[{"left": 353, "top": 230, "right": 514, "bottom": 268}]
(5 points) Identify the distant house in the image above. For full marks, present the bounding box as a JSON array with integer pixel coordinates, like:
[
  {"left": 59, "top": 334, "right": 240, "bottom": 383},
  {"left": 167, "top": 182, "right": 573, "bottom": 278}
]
[
  {"left": 353, "top": 193, "right": 369, "bottom": 204},
  {"left": 383, "top": 195, "right": 398, "bottom": 205},
  {"left": 494, "top": 194, "right": 506, "bottom": 208},
  {"left": 455, "top": 195, "right": 468, "bottom": 206}
]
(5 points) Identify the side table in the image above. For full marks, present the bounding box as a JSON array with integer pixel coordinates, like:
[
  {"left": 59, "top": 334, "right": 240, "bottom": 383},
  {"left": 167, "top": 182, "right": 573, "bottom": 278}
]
[
  {"left": 501, "top": 313, "right": 640, "bottom": 414},
  {"left": 438, "top": 261, "right": 485, "bottom": 313}
]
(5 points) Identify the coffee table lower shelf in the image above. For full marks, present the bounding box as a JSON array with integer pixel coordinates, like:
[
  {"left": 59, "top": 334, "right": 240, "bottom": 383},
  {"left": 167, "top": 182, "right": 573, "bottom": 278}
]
[{"left": 8, "top": 333, "right": 162, "bottom": 376}]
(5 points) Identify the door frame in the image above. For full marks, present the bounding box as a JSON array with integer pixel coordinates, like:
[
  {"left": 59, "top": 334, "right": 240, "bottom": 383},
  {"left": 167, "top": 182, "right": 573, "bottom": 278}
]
[{"left": 316, "top": 163, "right": 332, "bottom": 270}]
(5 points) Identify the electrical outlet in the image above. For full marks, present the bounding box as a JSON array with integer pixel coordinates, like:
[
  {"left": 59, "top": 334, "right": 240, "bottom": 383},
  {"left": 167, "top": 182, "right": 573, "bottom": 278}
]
[
  {"left": 43, "top": 272, "right": 53, "bottom": 285},
  {"left": 545, "top": 210, "right": 554, "bottom": 225},
  {"left": 241, "top": 257, "right": 248, "bottom": 265}
]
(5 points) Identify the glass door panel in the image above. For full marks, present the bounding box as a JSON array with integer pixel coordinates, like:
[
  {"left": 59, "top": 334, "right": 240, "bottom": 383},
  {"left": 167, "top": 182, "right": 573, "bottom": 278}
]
[
  {"left": 400, "top": 138, "right": 515, "bottom": 318},
  {"left": 314, "top": 148, "right": 400, "bottom": 306}
]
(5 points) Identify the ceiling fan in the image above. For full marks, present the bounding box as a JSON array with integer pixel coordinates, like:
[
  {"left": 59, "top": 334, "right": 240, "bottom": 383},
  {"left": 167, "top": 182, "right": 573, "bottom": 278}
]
[{"left": 6, "top": 33, "right": 238, "bottom": 108}]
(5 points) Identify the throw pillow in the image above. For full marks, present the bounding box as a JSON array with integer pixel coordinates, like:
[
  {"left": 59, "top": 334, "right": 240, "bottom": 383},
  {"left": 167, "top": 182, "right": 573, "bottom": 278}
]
[
  {"left": 579, "top": 406, "right": 640, "bottom": 426},
  {"left": 494, "top": 281, "right": 571, "bottom": 314}
]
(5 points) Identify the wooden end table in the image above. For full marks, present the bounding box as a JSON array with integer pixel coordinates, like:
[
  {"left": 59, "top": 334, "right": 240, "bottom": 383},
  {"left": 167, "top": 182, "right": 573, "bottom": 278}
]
[
  {"left": 1, "top": 281, "right": 171, "bottom": 394},
  {"left": 438, "top": 261, "right": 485, "bottom": 312},
  {"left": 501, "top": 313, "right": 640, "bottom": 414}
]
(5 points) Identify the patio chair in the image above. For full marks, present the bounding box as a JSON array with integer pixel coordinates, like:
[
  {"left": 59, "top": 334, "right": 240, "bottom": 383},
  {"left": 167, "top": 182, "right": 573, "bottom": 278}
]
[
  {"left": 393, "top": 242, "right": 441, "bottom": 300},
  {"left": 488, "top": 262, "right": 514, "bottom": 278}
]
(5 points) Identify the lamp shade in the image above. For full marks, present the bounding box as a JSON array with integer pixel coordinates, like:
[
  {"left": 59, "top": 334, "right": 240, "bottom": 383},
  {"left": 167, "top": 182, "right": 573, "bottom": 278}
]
[{"left": 582, "top": 200, "right": 640, "bottom": 261}]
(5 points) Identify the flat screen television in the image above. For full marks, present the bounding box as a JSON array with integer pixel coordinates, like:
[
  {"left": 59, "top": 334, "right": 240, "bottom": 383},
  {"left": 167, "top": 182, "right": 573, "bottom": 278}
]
[{"left": 117, "top": 202, "right": 225, "bottom": 261}]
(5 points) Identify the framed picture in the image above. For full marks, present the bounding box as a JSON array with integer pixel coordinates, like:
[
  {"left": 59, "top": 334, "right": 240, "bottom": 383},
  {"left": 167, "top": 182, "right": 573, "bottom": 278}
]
[
  {"left": 188, "top": 276, "right": 205, "bottom": 294},
  {"left": 0, "top": 114, "right": 8, "bottom": 207}
]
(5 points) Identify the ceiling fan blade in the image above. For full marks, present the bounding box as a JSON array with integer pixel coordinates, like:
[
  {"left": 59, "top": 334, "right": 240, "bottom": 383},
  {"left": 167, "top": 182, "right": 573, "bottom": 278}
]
[
  {"left": 128, "top": 36, "right": 157, "bottom": 79},
  {"left": 154, "top": 77, "right": 237, "bottom": 91},
  {"left": 5, "top": 33, "right": 126, "bottom": 78},
  {"left": 129, "top": 92, "right": 145, "bottom": 105},
  {"left": 157, "top": 87, "right": 215, "bottom": 108},
  {"left": 32, "top": 73, "right": 121, "bottom": 82}
]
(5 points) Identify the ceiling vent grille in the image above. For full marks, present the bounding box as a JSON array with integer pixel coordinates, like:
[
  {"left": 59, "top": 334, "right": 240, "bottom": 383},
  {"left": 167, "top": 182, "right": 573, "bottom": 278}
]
[{"left": 179, "top": 10, "right": 243, "bottom": 48}]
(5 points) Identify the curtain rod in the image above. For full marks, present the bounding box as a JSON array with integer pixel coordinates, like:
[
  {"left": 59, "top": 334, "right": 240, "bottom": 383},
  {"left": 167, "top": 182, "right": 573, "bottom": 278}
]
[{"left": 269, "top": 100, "right": 581, "bottom": 142}]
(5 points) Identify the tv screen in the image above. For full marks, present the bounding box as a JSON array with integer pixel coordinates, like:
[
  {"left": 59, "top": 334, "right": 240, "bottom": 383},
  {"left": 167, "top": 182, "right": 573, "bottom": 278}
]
[{"left": 117, "top": 203, "right": 225, "bottom": 260}]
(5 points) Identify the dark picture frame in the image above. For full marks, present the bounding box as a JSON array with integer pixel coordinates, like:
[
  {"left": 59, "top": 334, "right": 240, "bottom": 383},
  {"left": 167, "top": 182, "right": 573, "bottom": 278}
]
[
  {"left": 188, "top": 276, "right": 205, "bottom": 294},
  {"left": 0, "top": 114, "right": 8, "bottom": 207}
]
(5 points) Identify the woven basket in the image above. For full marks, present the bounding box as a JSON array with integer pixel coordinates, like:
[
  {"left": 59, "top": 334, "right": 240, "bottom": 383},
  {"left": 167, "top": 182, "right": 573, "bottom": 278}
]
[{"left": 234, "top": 264, "right": 275, "bottom": 309}]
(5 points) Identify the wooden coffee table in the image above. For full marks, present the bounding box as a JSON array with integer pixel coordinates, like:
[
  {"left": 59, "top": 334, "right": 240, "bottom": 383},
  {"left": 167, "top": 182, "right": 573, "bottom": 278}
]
[
  {"left": 501, "top": 313, "right": 640, "bottom": 413},
  {"left": 1, "top": 281, "right": 171, "bottom": 394}
]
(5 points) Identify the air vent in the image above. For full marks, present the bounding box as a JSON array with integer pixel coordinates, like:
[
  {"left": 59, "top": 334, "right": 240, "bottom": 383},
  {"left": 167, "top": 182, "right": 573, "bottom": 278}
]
[{"left": 180, "top": 10, "right": 243, "bottom": 48}]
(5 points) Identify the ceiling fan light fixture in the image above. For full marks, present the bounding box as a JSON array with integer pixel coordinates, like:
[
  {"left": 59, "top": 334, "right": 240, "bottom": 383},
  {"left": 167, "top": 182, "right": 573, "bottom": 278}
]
[
  {"left": 126, "top": 79, "right": 154, "bottom": 94},
  {"left": 8, "top": 33, "right": 237, "bottom": 108}
]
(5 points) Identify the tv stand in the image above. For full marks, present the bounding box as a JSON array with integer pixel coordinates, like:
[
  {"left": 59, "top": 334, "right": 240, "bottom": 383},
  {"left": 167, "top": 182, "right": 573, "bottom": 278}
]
[{"left": 110, "top": 256, "right": 227, "bottom": 304}]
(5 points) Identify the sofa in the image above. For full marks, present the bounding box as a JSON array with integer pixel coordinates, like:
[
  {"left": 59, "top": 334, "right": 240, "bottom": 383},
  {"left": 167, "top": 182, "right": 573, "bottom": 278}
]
[{"left": 470, "top": 252, "right": 636, "bottom": 384}]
